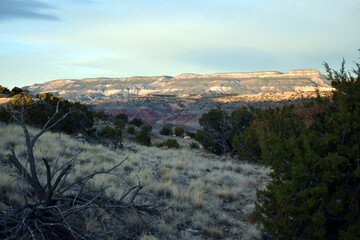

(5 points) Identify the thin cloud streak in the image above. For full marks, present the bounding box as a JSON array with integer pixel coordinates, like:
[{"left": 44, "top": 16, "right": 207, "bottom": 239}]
[{"left": 0, "top": 0, "right": 59, "bottom": 21}]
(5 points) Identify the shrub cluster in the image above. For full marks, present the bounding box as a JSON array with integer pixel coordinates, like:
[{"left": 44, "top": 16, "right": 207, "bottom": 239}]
[
  {"left": 93, "top": 110, "right": 109, "bottom": 121},
  {"left": 141, "top": 124, "right": 152, "bottom": 133},
  {"left": 189, "top": 142, "right": 200, "bottom": 149},
  {"left": 164, "top": 139, "right": 180, "bottom": 149},
  {"left": 127, "top": 126, "right": 135, "bottom": 134},
  {"left": 100, "top": 125, "right": 122, "bottom": 141},
  {"left": 0, "top": 106, "right": 11, "bottom": 123},
  {"left": 160, "top": 126, "right": 172, "bottom": 135},
  {"left": 196, "top": 108, "right": 232, "bottom": 154},
  {"left": 155, "top": 139, "right": 180, "bottom": 149},
  {"left": 130, "top": 117, "right": 143, "bottom": 127},
  {"left": 174, "top": 127, "right": 184, "bottom": 137},
  {"left": 0, "top": 85, "right": 10, "bottom": 94},
  {"left": 4, "top": 92, "right": 94, "bottom": 135},
  {"left": 134, "top": 130, "right": 151, "bottom": 146},
  {"left": 114, "top": 113, "right": 128, "bottom": 128}
]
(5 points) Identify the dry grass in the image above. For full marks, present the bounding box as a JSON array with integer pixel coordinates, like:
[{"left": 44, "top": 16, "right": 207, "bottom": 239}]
[{"left": 0, "top": 124, "right": 270, "bottom": 239}]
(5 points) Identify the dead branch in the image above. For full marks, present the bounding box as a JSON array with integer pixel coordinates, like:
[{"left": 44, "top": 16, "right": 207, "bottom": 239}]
[{"left": 1, "top": 99, "right": 159, "bottom": 240}]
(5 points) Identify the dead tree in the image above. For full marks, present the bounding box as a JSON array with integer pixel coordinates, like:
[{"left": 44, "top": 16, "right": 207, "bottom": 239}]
[{"left": 1, "top": 99, "right": 158, "bottom": 240}]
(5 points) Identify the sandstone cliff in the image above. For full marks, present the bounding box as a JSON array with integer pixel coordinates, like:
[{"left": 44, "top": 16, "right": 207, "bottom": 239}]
[{"left": 26, "top": 70, "right": 330, "bottom": 103}]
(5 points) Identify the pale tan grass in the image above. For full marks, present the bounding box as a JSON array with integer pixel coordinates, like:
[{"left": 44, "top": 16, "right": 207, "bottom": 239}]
[
  {"left": 216, "top": 187, "right": 235, "bottom": 202},
  {"left": 0, "top": 124, "right": 270, "bottom": 239},
  {"left": 173, "top": 161, "right": 187, "bottom": 170}
]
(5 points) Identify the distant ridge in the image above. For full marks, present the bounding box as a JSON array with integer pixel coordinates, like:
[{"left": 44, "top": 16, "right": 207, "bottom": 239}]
[{"left": 26, "top": 70, "right": 331, "bottom": 103}]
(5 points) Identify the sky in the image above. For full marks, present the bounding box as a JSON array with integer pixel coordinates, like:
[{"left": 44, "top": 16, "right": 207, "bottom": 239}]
[{"left": 0, "top": 0, "right": 359, "bottom": 89}]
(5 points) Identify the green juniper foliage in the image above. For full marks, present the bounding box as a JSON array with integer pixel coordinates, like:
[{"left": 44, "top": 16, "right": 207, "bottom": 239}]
[
  {"left": 196, "top": 107, "right": 232, "bottom": 155},
  {"left": 160, "top": 126, "right": 172, "bottom": 136},
  {"left": 190, "top": 142, "right": 200, "bottom": 149},
  {"left": 0, "top": 106, "right": 11, "bottom": 123},
  {"left": 130, "top": 117, "right": 143, "bottom": 127},
  {"left": 8, "top": 92, "right": 94, "bottom": 135},
  {"left": 0, "top": 85, "right": 10, "bottom": 94},
  {"left": 254, "top": 56, "right": 360, "bottom": 240},
  {"left": 174, "top": 127, "right": 185, "bottom": 137},
  {"left": 114, "top": 113, "right": 128, "bottom": 128},
  {"left": 141, "top": 124, "right": 152, "bottom": 133},
  {"left": 127, "top": 126, "right": 135, "bottom": 134},
  {"left": 93, "top": 110, "right": 109, "bottom": 121},
  {"left": 100, "top": 125, "right": 122, "bottom": 141},
  {"left": 134, "top": 129, "right": 151, "bottom": 146},
  {"left": 165, "top": 139, "right": 180, "bottom": 149},
  {"left": 10, "top": 86, "right": 28, "bottom": 96}
]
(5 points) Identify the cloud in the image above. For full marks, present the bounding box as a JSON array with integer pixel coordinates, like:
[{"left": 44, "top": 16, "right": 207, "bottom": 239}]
[{"left": 0, "top": 0, "right": 59, "bottom": 21}]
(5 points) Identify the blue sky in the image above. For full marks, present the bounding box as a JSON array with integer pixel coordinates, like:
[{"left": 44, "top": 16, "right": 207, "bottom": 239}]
[{"left": 0, "top": 0, "right": 359, "bottom": 88}]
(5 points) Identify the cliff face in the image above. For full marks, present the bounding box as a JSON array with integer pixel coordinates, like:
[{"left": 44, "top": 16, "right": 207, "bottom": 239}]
[
  {"left": 24, "top": 70, "right": 332, "bottom": 130},
  {"left": 26, "top": 70, "right": 330, "bottom": 103}
]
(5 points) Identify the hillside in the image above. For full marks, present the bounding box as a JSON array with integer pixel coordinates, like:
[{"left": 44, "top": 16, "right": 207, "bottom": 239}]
[{"left": 0, "top": 124, "right": 269, "bottom": 239}]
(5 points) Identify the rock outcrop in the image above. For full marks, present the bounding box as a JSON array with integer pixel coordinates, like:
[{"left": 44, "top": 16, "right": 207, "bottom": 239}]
[
  {"left": 26, "top": 70, "right": 330, "bottom": 103},
  {"left": 25, "top": 70, "right": 331, "bottom": 130}
]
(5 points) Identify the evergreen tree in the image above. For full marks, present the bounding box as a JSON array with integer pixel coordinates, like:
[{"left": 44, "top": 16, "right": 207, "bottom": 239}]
[
  {"left": 255, "top": 56, "right": 360, "bottom": 240},
  {"left": 197, "top": 107, "right": 232, "bottom": 154}
]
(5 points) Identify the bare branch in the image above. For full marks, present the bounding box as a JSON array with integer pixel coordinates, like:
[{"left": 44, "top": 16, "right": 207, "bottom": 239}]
[
  {"left": 42, "top": 158, "right": 52, "bottom": 191},
  {"left": 3, "top": 96, "right": 160, "bottom": 239}
]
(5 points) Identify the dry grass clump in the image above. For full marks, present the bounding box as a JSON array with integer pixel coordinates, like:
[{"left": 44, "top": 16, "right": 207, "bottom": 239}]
[
  {"left": 0, "top": 124, "right": 270, "bottom": 239},
  {"left": 173, "top": 161, "right": 188, "bottom": 170},
  {"left": 157, "top": 167, "right": 177, "bottom": 181},
  {"left": 216, "top": 187, "right": 235, "bottom": 202},
  {"left": 203, "top": 225, "right": 224, "bottom": 238}
]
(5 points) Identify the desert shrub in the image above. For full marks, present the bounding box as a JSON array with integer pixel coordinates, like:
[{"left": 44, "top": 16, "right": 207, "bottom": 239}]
[
  {"left": 190, "top": 142, "right": 200, "bottom": 149},
  {"left": 197, "top": 108, "right": 232, "bottom": 155},
  {"left": 127, "top": 126, "right": 135, "bottom": 134},
  {"left": 141, "top": 124, "right": 152, "bottom": 133},
  {"left": 0, "top": 85, "right": 10, "bottom": 94},
  {"left": 41, "top": 93, "right": 93, "bottom": 134},
  {"left": 135, "top": 130, "right": 151, "bottom": 146},
  {"left": 254, "top": 57, "right": 360, "bottom": 239},
  {"left": 130, "top": 117, "right": 143, "bottom": 127},
  {"left": 0, "top": 106, "right": 11, "bottom": 123},
  {"left": 114, "top": 118, "right": 126, "bottom": 129},
  {"left": 94, "top": 110, "right": 109, "bottom": 121},
  {"left": 10, "top": 86, "right": 28, "bottom": 96},
  {"left": 154, "top": 142, "right": 165, "bottom": 148},
  {"left": 165, "top": 139, "right": 180, "bottom": 149},
  {"left": 114, "top": 113, "right": 128, "bottom": 128},
  {"left": 5, "top": 92, "right": 94, "bottom": 136},
  {"left": 160, "top": 126, "right": 172, "bottom": 135},
  {"left": 100, "top": 125, "right": 122, "bottom": 141},
  {"left": 10, "top": 94, "right": 35, "bottom": 108},
  {"left": 174, "top": 127, "right": 185, "bottom": 137},
  {"left": 115, "top": 113, "right": 128, "bottom": 123},
  {"left": 11, "top": 92, "right": 94, "bottom": 135}
]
